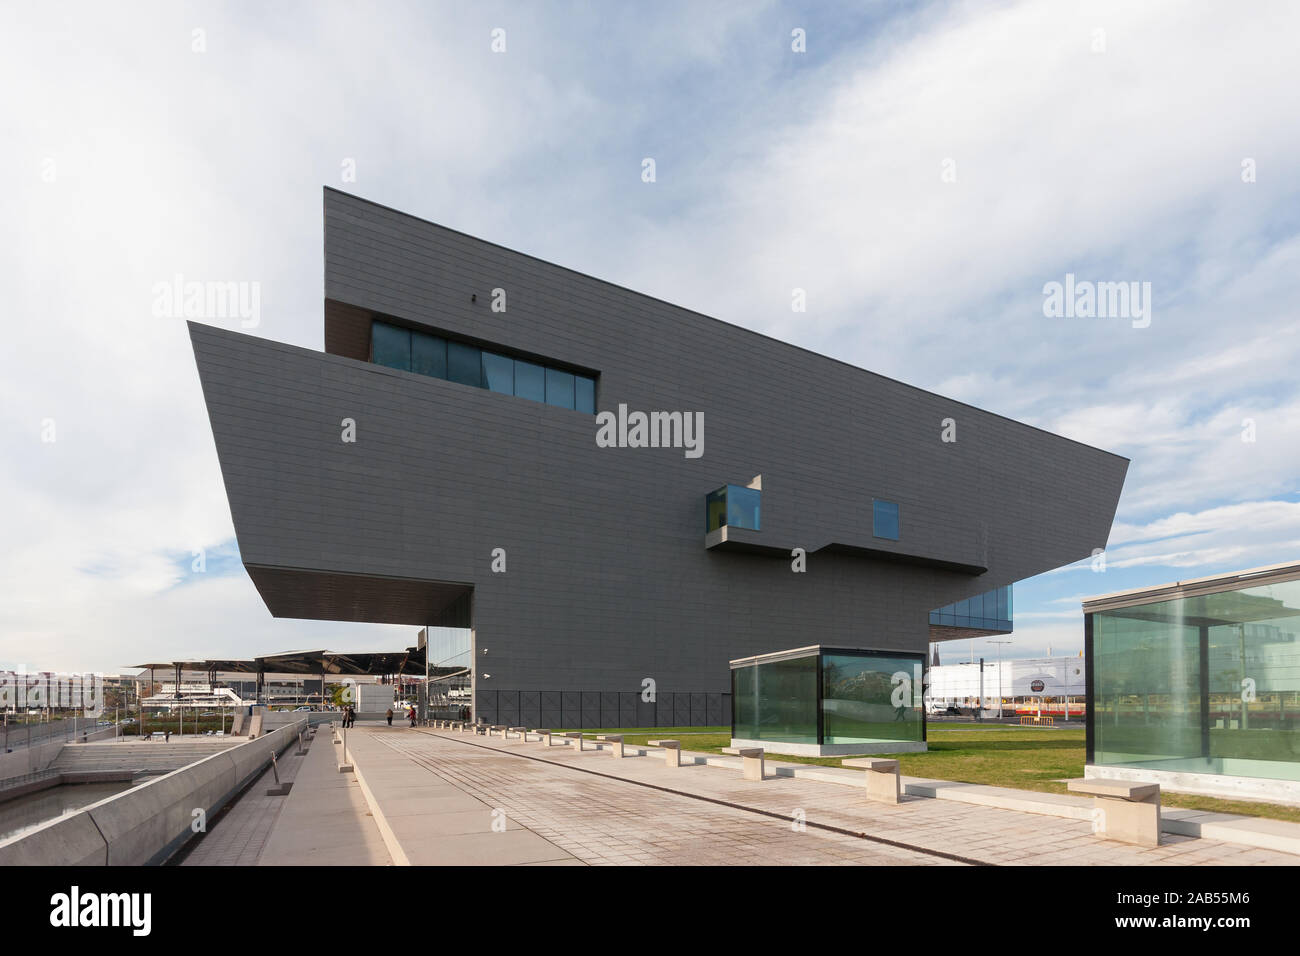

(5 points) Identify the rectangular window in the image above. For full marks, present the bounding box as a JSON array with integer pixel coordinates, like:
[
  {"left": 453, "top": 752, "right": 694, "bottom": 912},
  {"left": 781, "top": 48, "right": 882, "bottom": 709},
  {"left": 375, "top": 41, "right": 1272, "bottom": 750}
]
[
  {"left": 545, "top": 367, "right": 575, "bottom": 410},
  {"left": 873, "top": 499, "right": 900, "bottom": 540},
  {"left": 368, "top": 321, "right": 597, "bottom": 413},
  {"left": 574, "top": 375, "right": 596, "bottom": 414},
  {"left": 482, "top": 351, "right": 514, "bottom": 395},
  {"left": 514, "top": 360, "right": 545, "bottom": 402},
  {"left": 371, "top": 322, "right": 411, "bottom": 371},
  {"left": 411, "top": 331, "right": 447, "bottom": 379},
  {"left": 447, "top": 342, "right": 483, "bottom": 388}
]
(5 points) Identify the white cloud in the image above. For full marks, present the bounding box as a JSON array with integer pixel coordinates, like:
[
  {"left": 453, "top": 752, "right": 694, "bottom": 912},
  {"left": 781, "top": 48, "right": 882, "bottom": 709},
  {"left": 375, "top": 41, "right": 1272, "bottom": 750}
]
[{"left": 2, "top": 1, "right": 1299, "bottom": 670}]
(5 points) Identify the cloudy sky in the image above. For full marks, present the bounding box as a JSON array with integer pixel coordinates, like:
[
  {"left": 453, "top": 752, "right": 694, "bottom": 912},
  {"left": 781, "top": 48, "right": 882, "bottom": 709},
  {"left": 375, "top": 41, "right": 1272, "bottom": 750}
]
[{"left": 3, "top": 0, "right": 1299, "bottom": 673}]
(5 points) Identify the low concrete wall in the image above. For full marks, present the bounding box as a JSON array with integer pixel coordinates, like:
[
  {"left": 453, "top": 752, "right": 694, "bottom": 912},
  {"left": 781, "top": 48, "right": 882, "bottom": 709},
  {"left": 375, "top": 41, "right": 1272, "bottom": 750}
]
[
  {"left": 1084, "top": 763, "right": 1300, "bottom": 807},
  {"left": 729, "top": 737, "right": 928, "bottom": 757},
  {"left": 0, "top": 719, "right": 307, "bottom": 866},
  {"left": 262, "top": 710, "right": 334, "bottom": 730},
  {"left": 0, "top": 739, "right": 66, "bottom": 778}
]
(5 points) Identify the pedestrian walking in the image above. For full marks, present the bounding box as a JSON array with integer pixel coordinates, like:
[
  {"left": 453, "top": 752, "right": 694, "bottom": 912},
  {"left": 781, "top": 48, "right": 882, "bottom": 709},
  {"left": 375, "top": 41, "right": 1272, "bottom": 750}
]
[{"left": 386, "top": 707, "right": 393, "bottom": 726}]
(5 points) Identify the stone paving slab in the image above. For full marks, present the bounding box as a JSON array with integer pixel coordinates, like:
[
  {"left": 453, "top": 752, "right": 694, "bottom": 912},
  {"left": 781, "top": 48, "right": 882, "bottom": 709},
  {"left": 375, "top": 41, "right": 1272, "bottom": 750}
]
[
  {"left": 344, "top": 729, "right": 950, "bottom": 866},
  {"left": 344, "top": 729, "right": 579, "bottom": 865},
  {"left": 397, "top": 728, "right": 1299, "bottom": 866}
]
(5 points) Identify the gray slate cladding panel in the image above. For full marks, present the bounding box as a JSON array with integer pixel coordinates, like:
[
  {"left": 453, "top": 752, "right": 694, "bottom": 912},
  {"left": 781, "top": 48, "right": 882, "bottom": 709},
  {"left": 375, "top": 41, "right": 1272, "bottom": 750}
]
[{"left": 187, "top": 189, "right": 1127, "bottom": 702}]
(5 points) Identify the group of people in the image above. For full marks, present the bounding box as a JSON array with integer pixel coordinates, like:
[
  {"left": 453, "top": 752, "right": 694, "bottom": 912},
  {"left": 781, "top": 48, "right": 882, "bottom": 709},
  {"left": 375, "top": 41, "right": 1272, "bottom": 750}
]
[
  {"left": 338, "top": 703, "right": 420, "bottom": 728},
  {"left": 385, "top": 706, "right": 418, "bottom": 727}
]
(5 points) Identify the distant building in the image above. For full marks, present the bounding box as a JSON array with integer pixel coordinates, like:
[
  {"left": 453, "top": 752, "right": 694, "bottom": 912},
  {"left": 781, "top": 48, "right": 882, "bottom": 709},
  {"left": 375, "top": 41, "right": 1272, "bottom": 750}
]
[{"left": 927, "top": 656, "right": 1086, "bottom": 710}]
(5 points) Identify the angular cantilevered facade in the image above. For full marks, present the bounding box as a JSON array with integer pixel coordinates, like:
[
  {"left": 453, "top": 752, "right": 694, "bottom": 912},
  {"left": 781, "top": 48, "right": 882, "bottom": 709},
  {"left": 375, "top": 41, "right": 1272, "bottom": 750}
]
[{"left": 188, "top": 187, "right": 1127, "bottom": 728}]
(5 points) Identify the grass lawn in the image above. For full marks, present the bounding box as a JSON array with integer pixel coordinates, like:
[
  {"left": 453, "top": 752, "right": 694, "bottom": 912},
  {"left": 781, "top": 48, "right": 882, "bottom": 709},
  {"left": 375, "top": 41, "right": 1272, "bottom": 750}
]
[{"left": 586, "top": 724, "right": 1300, "bottom": 824}]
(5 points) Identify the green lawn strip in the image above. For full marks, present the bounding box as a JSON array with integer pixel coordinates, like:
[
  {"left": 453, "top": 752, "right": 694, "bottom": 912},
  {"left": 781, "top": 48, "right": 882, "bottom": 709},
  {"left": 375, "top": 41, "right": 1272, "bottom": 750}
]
[{"left": 606, "top": 726, "right": 1300, "bottom": 824}]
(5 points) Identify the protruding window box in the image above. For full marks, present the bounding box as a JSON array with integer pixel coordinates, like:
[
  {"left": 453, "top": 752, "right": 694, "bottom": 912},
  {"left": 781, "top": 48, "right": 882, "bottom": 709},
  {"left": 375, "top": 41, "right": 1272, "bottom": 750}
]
[{"left": 704, "top": 484, "right": 786, "bottom": 555}]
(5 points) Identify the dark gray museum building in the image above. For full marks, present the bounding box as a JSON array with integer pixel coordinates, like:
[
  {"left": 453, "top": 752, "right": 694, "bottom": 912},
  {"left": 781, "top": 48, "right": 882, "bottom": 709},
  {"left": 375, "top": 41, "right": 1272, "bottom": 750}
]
[{"left": 190, "top": 188, "right": 1127, "bottom": 728}]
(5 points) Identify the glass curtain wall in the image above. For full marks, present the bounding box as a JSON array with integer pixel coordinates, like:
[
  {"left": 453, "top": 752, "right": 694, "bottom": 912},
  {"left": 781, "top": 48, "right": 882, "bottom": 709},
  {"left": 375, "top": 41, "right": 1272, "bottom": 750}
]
[
  {"left": 732, "top": 650, "right": 818, "bottom": 744},
  {"left": 732, "top": 647, "right": 925, "bottom": 747},
  {"left": 1091, "top": 578, "right": 1300, "bottom": 781},
  {"left": 822, "top": 651, "right": 923, "bottom": 744},
  {"left": 425, "top": 627, "right": 473, "bottom": 721}
]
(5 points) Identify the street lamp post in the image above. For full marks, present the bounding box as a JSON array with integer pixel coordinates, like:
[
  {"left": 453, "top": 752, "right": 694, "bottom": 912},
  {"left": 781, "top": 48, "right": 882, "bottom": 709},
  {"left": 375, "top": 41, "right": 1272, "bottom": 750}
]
[{"left": 988, "top": 640, "right": 1012, "bottom": 720}]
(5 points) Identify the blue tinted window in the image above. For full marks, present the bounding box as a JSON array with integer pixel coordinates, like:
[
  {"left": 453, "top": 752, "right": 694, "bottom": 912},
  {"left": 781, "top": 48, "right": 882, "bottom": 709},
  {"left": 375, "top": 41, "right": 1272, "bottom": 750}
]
[
  {"left": 706, "top": 484, "right": 760, "bottom": 532},
  {"left": 873, "top": 499, "right": 900, "bottom": 540},
  {"left": 372, "top": 322, "right": 410, "bottom": 371},
  {"left": 515, "top": 360, "right": 545, "bottom": 402},
  {"left": 545, "top": 368, "right": 575, "bottom": 409},
  {"left": 447, "top": 342, "right": 483, "bottom": 388},
  {"left": 574, "top": 375, "right": 595, "bottom": 414},
  {"left": 411, "top": 332, "right": 446, "bottom": 379},
  {"left": 482, "top": 351, "right": 514, "bottom": 394}
]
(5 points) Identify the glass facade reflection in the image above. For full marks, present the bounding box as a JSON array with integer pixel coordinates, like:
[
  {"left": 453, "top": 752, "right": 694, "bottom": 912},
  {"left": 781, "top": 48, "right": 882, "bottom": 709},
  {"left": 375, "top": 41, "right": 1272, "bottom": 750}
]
[
  {"left": 823, "top": 652, "right": 924, "bottom": 744},
  {"left": 1090, "top": 576, "right": 1300, "bottom": 782},
  {"left": 733, "top": 651, "right": 818, "bottom": 745},
  {"left": 706, "top": 484, "right": 761, "bottom": 533},
  {"left": 424, "top": 626, "right": 473, "bottom": 721},
  {"left": 930, "top": 585, "right": 1013, "bottom": 632},
  {"left": 370, "top": 320, "right": 596, "bottom": 413},
  {"left": 731, "top": 646, "right": 925, "bottom": 748}
]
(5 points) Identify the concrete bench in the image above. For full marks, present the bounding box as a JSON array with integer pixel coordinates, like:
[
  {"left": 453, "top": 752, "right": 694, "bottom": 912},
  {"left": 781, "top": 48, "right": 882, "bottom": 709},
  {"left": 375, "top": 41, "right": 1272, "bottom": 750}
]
[
  {"left": 723, "top": 746, "right": 765, "bottom": 781},
  {"left": 842, "top": 757, "right": 901, "bottom": 804},
  {"left": 648, "top": 739, "right": 681, "bottom": 767},
  {"left": 564, "top": 732, "right": 586, "bottom": 752},
  {"left": 1067, "top": 778, "right": 1161, "bottom": 847},
  {"left": 508, "top": 726, "right": 528, "bottom": 739},
  {"left": 489, "top": 725, "right": 507, "bottom": 737},
  {"left": 596, "top": 734, "right": 625, "bottom": 758},
  {"left": 533, "top": 729, "right": 554, "bottom": 746},
  {"left": 473, "top": 724, "right": 487, "bottom": 736}
]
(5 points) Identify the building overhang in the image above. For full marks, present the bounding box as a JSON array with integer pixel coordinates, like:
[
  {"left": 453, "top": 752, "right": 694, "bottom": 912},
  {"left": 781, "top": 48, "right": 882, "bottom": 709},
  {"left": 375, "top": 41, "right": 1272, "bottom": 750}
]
[
  {"left": 244, "top": 565, "right": 472, "bottom": 627},
  {"left": 704, "top": 526, "right": 988, "bottom": 575}
]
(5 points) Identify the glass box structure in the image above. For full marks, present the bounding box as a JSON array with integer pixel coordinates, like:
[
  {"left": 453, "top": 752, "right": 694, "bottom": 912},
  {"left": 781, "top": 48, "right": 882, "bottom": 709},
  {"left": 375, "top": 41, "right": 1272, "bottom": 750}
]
[
  {"left": 1084, "top": 562, "right": 1300, "bottom": 802},
  {"left": 730, "top": 645, "right": 927, "bottom": 757}
]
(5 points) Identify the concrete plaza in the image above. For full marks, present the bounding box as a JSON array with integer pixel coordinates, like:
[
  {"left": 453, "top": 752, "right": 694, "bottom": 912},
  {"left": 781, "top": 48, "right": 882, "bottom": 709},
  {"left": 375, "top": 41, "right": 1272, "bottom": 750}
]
[{"left": 297, "top": 725, "right": 1298, "bottom": 866}]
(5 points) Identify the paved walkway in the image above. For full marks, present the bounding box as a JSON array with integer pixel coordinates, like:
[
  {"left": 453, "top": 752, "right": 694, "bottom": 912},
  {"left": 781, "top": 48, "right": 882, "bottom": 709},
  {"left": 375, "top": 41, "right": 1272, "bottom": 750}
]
[
  {"left": 347, "top": 728, "right": 943, "bottom": 865},
  {"left": 257, "top": 725, "right": 391, "bottom": 866},
  {"left": 180, "top": 725, "right": 390, "bottom": 866},
  {"left": 341, "top": 727, "right": 1300, "bottom": 866}
]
